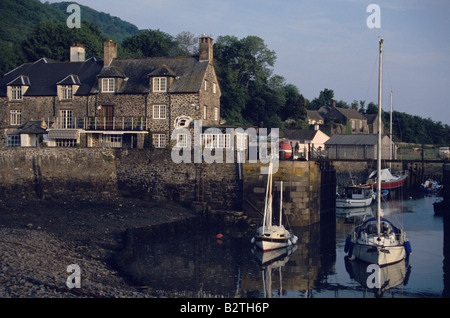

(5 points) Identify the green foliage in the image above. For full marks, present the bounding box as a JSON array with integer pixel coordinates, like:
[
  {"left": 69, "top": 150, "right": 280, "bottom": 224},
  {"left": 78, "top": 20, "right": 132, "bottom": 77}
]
[
  {"left": 1, "top": 0, "right": 447, "bottom": 145},
  {"left": 48, "top": 2, "right": 140, "bottom": 43},
  {"left": 121, "top": 29, "right": 177, "bottom": 57},
  {"left": 22, "top": 20, "right": 106, "bottom": 62}
]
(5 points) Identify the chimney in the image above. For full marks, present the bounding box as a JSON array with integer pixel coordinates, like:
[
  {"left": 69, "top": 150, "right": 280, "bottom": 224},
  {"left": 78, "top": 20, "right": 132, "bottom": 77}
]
[
  {"left": 70, "top": 43, "right": 85, "bottom": 62},
  {"left": 199, "top": 34, "right": 213, "bottom": 63},
  {"left": 103, "top": 40, "right": 117, "bottom": 66},
  {"left": 331, "top": 99, "right": 336, "bottom": 107}
]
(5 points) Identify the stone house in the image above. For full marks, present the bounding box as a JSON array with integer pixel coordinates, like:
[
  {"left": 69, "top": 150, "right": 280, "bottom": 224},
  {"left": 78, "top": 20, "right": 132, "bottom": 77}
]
[
  {"left": 318, "top": 100, "right": 369, "bottom": 134},
  {"left": 0, "top": 35, "right": 221, "bottom": 149}
]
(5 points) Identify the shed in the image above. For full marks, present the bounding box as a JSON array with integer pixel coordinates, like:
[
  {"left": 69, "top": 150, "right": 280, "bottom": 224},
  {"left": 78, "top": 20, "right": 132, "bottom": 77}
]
[{"left": 324, "top": 134, "right": 397, "bottom": 160}]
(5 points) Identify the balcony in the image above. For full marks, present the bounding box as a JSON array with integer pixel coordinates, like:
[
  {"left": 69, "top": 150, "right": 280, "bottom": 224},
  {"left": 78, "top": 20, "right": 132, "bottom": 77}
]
[{"left": 52, "top": 116, "right": 149, "bottom": 131}]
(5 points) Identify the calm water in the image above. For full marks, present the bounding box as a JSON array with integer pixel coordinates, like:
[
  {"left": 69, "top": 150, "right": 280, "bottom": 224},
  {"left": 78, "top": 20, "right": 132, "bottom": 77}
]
[{"left": 115, "top": 194, "right": 447, "bottom": 298}]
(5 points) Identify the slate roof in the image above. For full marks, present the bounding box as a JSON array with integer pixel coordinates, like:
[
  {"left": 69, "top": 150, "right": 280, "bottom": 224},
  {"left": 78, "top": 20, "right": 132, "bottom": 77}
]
[
  {"left": 325, "top": 134, "right": 379, "bottom": 145},
  {"left": 280, "top": 129, "right": 319, "bottom": 141},
  {"left": 0, "top": 57, "right": 103, "bottom": 97},
  {"left": 105, "top": 57, "right": 209, "bottom": 94}
]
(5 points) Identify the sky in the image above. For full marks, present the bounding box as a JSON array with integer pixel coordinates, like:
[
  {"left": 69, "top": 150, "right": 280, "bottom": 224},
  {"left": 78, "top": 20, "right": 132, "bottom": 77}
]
[{"left": 42, "top": 0, "right": 450, "bottom": 125}]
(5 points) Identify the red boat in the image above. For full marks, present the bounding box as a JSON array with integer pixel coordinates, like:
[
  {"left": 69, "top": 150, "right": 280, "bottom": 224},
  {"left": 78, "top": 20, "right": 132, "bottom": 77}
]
[{"left": 366, "top": 168, "right": 408, "bottom": 189}]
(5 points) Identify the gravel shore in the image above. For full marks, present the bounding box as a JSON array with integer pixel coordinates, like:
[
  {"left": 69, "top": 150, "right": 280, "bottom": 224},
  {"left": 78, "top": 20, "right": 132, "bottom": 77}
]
[{"left": 0, "top": 195, "right": 198, "bottom": 298}]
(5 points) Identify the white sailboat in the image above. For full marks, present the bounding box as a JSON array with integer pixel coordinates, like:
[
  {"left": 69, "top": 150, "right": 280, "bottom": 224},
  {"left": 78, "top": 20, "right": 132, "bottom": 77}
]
[
  {"left": 345, "top": 39, "right": 411, "bottom": 266},
  {"left": 251, "top": 159, "right": 298, "bottom": 251}
]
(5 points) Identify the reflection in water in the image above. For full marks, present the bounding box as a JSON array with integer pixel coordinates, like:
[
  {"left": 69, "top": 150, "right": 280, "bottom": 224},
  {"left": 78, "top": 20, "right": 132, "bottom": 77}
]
[
  {"left": 251, "top": 245, "right": 298, "bottom": 298},
  {"left": 344, "top": 257, "right": 412, "bottom": 297},
  {"left": 113, "top": 196, "right": 444, "bottom": 298}
]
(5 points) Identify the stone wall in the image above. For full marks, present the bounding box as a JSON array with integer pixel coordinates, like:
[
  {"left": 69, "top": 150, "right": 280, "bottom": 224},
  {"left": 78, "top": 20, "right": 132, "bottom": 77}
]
[
  {"left": 0, "top": 148, "right": 242, "bottom": 211},
  {"left": 242, "top": 161, "right": 322, "bottom": 227}
]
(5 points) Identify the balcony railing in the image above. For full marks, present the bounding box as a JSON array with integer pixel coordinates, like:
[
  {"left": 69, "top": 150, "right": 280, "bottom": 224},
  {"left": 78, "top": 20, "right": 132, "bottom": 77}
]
[{"left": 52, "top": 116, "right": 149, "bottom": 131}]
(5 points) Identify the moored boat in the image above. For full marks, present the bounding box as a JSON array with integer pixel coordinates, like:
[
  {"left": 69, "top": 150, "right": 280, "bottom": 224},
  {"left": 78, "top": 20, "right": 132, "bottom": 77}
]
[
  {"left": 336, "top": 184, "right": 374, "bottom": 208},
  {"left": 251, "top": 159, "right": 297, "bottom": 252},
  {"left": 367, "top": 168, "right": 408, "bottom": 189}
]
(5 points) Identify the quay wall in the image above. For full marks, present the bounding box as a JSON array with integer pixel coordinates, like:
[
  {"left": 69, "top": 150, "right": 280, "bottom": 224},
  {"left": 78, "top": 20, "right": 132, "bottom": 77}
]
[
  {"left": 242, "top": 160, "right": 323, "bottom": 227},
  {"left": 0, "top": 148, "right": 242, "bottom": 211},
  {"left": 0, "top": 148, "right": 336, "bottom": 227}
]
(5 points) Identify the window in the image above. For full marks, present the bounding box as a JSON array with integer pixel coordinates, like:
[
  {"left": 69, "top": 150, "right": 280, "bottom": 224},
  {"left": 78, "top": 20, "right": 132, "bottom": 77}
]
[
  {"left": 100, "top": 134, "right": 122, "bottom": 148},
  {"left": 152, "top": 134, "right": 166, "bottom": 148},
  {"left": 213, "top": 83, "right": 217, "bottom": 94},
  {"left": 214, "top": 107, "right": 218, "bottom": 121},
  {"left": 102, "top": 78, "right": 115, "bottom": 93},
  {"left": 204, "top": 81, "right": 207, "bottom": 91},
  {"left": 11, "top": 86, "right": 22, "bottom": 100},
  {"left": 203, "top": 106, "right": 207, "bottom": 120},
  {"left": 176, "top": 134, "right": 188, "bottom": 148},
  {"left": 153, "top": 77, "right": 167, "bottom": 92},
  {"left": 10, "top": 110, "right": 22, "bottom": 126},
  {"left": 7, "top": 135, "right": 20, "bottom": 147},
  {"left": 56, "top": 139, "right": 77, "bottom": 147},
  {"left": 153, "top": 105, "right": 166, "bottom": 119},
  {"left": 62, "top": 85, "right": 73, "bottom": 99},
  {"left": 60, "top": 109, "right": 73, "bottom": 129},
  {"left": 202, "top": 133, "right": 231, "bottom": 148}
]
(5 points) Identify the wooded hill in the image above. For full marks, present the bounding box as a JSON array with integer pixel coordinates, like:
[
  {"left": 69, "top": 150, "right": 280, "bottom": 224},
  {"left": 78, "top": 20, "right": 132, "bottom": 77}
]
[{"left": 1, "top": 0, "right": 449, "bottom": 146}]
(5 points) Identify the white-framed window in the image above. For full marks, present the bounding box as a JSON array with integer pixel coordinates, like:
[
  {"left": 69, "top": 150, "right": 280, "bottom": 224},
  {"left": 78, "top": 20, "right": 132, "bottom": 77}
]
[
  {"left": 204, "top": 80, "right": 208, "bottom": 91},
  {"left": 11, "top": 86, "right": 22, "bottom": 100},
  {"left": 10, "top": 110, "right": 22, "bottom": 126},
  {"left": 203, "top": 106, "right": 207, "bottom": 120},
  {"left": 202, "top": 133, "right": 231, "bottom": 148},
  {"left": 60, "top": 109, "right": 73, "bottom": 129},
  {"left": 7, "top": 135, "right": 20, "bottom": 147},
  {"left": 102, "top": 78, "right": 115, "bottom": 93},
  {"left": 176, "top": 133, "right": 188, "bottom": 148},
  {"left": 236, "top": 133, "right": 248, "bottom": 150},
  {"left": 214, "top": 107, "right": 218, "bottom": 121},
  {"left": 153, "top": 77, "right": 167, "bottom": 92},
  {"left": 213, "top": 83, "right": 217, "bottom": 94},
  {"left": 351, "top": 119, "right": 355, "bottom": 130},
  {"left": 100, "top": 134, "right": 122, "bottom": 148},
  {"left": 153, "top": 105, "right": 166, "bottom": 119},
  {"left": 152, "top": 134, "right": 166, "bottom": 148},
  {"left": 62, "top": 85, "right": 73, "bottom": 99}
]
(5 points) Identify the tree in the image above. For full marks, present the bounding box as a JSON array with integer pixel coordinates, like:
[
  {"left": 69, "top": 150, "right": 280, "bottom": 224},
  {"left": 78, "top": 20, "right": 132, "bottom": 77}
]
[
  {"left": 214, "top": 35, "right": 277, "bottom": 125},
  {"left": 22, "top": 21, "right": 105, "bottom": 62},
  {"left": 173, "top": 31, "right": 199, "bottom": 56},
  {"left": 308, "top": 88, "right": 334, "bottom": 110},
  {"left": 121, "top": 29, "right": 176, "bottom": 57}
]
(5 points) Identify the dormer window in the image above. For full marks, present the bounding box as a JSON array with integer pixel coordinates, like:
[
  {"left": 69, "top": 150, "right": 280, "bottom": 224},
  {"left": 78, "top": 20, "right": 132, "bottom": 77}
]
[
  {"left": 102, "top": 78, "right": 115, "bottom": 93},
  {"left": 62, "top": 85, "right": 73, "bottom": 100},
  {"left": 57, "top": 75, "right": 80, "bottom": 100},
  {"left": 11, "top": 86, "right": 23, "bottom": 100},
  {"left": 7, "top": 75, "right": 30, "bottom": 101},
  {"left": 153, "top": 77, "right": 167, "bottom": 92}
]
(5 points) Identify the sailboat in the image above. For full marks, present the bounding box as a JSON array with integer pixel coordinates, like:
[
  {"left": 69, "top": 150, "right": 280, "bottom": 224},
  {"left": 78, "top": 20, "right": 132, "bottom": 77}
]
[
  {"left": 251, "top": 159, "right": 298, "bottom": 251},
  {"left": 344, "top": 39, "right": 411, "bottom": 266}
]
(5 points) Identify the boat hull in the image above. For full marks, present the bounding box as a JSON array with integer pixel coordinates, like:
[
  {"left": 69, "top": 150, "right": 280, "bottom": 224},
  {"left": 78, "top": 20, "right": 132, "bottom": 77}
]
[
  {"left": 252, "top": 225, "right": 297, "bottom": 252},
  {"left": 350, "top": 243, "right": 406, "bottom": 266},
  {"left": 336, "top": 197, "right": 373, "bottom": 208}
]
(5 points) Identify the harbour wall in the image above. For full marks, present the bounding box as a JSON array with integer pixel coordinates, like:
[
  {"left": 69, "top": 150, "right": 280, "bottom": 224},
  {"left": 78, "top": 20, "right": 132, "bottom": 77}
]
[
  {"left": 0, "top": 148, "right": 241, "bottom": 212},
  {"left": 0, "top": 148, "right": 337, "bottom": 227}
]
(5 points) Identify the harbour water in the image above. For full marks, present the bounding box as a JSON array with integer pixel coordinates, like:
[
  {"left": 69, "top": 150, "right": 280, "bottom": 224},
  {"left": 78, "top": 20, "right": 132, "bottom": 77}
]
[{"left": 114, "top": 194, "right": 446, "bottom": 298}]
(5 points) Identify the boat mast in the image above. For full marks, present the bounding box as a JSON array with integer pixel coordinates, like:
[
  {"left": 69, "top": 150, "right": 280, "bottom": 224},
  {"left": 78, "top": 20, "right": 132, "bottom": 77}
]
[
  {"left": 279, "top": 180, "right": 283, "bottom": 227},
  {"left": 377, "top": 39, "right": 383, "bottom": 235}
]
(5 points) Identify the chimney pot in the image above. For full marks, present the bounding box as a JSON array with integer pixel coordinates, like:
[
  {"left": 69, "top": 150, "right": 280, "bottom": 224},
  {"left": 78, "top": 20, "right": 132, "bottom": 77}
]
[{"left": 70, "top": 43, "right": 85, "bottom": 62}]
